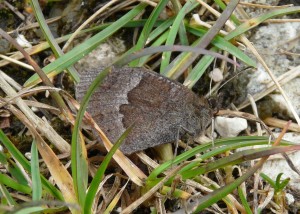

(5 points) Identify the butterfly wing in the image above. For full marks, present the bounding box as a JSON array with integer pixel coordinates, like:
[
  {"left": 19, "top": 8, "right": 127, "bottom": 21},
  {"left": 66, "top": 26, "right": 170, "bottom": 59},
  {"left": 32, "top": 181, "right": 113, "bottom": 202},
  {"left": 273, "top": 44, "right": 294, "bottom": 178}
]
[{"left": 76, "top": 67, "right": 213, "bottom": 154}]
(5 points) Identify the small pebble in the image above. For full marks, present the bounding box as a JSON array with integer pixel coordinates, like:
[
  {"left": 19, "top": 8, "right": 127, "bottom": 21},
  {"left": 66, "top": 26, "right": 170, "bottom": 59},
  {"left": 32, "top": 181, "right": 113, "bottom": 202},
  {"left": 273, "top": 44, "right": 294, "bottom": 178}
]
[{"left": 214, "top": 116, "right": 247, "bottom": 137}]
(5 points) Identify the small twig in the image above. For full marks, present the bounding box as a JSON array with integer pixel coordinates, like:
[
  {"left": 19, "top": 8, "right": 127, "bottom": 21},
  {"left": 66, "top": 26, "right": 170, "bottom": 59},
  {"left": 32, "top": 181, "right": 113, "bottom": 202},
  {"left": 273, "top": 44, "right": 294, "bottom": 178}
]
[
  {"left": 4, "top": 1, "right": 31, "bottom": 25},
  {"left": 7, "top": 16, "right": 62, "bottom": 34},
  {"left": 264, "top": 117, "right": 300, "bottom": 132},
  {"left": 0, "top": 54, "right": 34, "bottom": 70},
  {"left": 248, "top": 94, "right": 262, "bottom": 136},
  {"left": 217, "top": 110, "right": 274, "bottom": 138}
]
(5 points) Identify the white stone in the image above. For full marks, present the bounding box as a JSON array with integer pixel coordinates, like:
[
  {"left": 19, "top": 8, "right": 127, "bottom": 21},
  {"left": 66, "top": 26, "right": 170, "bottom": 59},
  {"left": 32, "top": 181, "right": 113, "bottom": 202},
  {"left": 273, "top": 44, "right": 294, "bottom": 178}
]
[
  {"left": 209, "top": 68, "right": 223, "bottom": 82},
  {"left": 214, "top": 116, "right": 248, "bottom": 137},
  {"left": 16, "top": 34, "right": 32, "bottom": 48},
  {"left": 286, "top": 193, "right": 294, "bottom": 205},
  {"left": 244, "top": 22, "right": 300, "bottom": 117},
  {"left": 76, "top": 37, "right": 126, "bottom": 70}
]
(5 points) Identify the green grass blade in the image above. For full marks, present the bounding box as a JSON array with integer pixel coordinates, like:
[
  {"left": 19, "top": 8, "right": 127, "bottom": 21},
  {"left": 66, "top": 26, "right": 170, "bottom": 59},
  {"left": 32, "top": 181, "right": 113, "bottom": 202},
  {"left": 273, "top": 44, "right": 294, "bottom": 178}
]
[
  {"left": 0, "top": 184, "right": 17, "bottom": 205},
  {"left": 238, "top": 186, "right": 253, "bottom": 214},
  {"left": 148, "top": 137, "right": 293, "bottom": 181},
  {"left": 84, "top": 126, "right": 133, "bottom": 214},
  {"left": 228, "top": 6, "right": 300, "bottom": 40},
  {"left": 192, "top": 160, "right": 261, "bottom": 212},
  {"left": 137, "top": 30, "right": 170, "bottom": 66},
  {"left": 0, "top": 129, "right": 63, "bottom": 200},
  {"left": 29, "top": 0, "right": 79, "bottom": 82},
  {"left": 191, "top": 145, "right": 300, "bottom": 212},
  {"left": 162, "top": 0, "right": 239, "bottom": 79},
  {"left": 187, "top": 26, "right": 256, "bottom": 67},
  {"left": 214, "top": 0, "right": 240, "bottom": 24},
  {"left": 129, "top": 0, "right": 169, "bottom": 66},
  {"left": 31, "top": 141, "right": 42, "bottom": 201},
  {"left": 260, "top": 172, "right": 276, "bottom": 189},
  {"left": 0, "top": 173, "right": 31, "bottom": 194},
  {"left": 183, "top": 53, "right": 215, "bottom": 88},
  {"left": 0, "top": 151, "right": 7, "bottom": 165},
  {"left": 13, "top": 206, "right": 45, "bottom": 214},
  {"left": 8, "top": 161, "right": 28, "bottom": 186},
  {"left": 71, "top": 67, "right": 111, "bottom": 209},
  {"left": 160, "top": 0, "right": 198, "bottom": 71},
  {"left": 146, "top": 18, "right": 174, "bottom": 42},
  {"left": 24, "top": 3, "right": 148, "bottom": 87}
]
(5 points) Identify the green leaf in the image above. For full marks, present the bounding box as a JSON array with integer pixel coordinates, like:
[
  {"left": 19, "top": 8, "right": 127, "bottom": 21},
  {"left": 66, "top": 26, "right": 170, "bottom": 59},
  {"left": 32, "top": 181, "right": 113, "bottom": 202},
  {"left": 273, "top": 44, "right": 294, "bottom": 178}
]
[
  {"left": 260, "top": 172, "right": 276, "bottom": 188},
  {"left": 31, "top": 141, "right": 42, "bottom": 201}
]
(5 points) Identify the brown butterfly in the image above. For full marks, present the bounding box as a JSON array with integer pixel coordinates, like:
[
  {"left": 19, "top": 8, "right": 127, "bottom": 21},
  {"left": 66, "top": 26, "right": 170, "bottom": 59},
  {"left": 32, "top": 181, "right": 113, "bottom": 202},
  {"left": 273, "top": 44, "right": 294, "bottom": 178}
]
[{"left": 75, "top": 66, "right": 213, "bottom": 154}]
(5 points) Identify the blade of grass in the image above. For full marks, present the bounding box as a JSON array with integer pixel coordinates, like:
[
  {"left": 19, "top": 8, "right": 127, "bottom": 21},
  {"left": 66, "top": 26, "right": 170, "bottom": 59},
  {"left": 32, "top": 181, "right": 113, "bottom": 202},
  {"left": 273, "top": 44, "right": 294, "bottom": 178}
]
[
  {"left": 229, "top": 6, "right": 300, "bottom": 39},
  {"left": 238, "top": 186, "right": 253, "bottom": 214},
  {"left": 180, "top": 145, "right": 300, "bottom": 180},
  {"left": 214, "top": 0, "right": 240, "bottom": 24},
  {"left": 103, "top": 180, "right": 129, "bottom": 214},
  {"left": 191, "top": 121, "right": 291, "bottom": 212},
  {"left": 0, "top": 19, "right": 159, "bottom": 68},
  {"left": 145, "top": 18, "right": 174, "bottom": 43},
  {"left": 24, "top": 2, "right": 148, "bottom": 87},
  {"left": 0, "top": 129, "right": 63, "bottom": 200},
  {"left": 31, "top": 140, "right": 42, "bottom": 201},
  {"left": 71, "top": 67, "right": 111, "bottom": 210},
  {"left": 7, "top": 161, "right": 28, "bottom": 186},
  {"left": 84, "top": 126, "right": 133, "bottom": 214},
  {"left": 129, "top": 0, "right": 169, "bottom": 66},
  {"left": 117, "top": 45, "right": 239, "bottom": 67},
  {"left": 29, "top": 0, "right": 79, "bottom": 82},
  {"left": 147, "top": 136, "right": 294, "bottom": 181},
  {"left": 136, "top": 30, "right": 170, "bottom": 66},
  {"left": 184, "top": 52, "right": 215, "bottom": 88},
  {"left": 162, "top": 0, "right": 239, "bottom": 79},
  {"left": 187, "top": 26, "right": 256, "bottom": 67},
  {"left": 160, "top": 0, "right": 199, "bottom": 71},
  {"left": 14, "top": 206, "right": 46, "bottom": 214},
  {"left": 0, "top": 184, "right": 17, "bottom": 205},
  {"left": 0, "top": 173, "right": 31, "bottom": 194}
]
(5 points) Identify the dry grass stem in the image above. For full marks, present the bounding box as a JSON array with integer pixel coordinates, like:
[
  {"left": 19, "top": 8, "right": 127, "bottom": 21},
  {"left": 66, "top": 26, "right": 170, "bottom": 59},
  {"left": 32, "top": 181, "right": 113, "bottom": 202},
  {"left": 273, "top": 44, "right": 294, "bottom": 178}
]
[
  {"left": 136, "top": 152, "right": 160, "bottom": 169},
  {"left": 248, "top": 94, "right": 262, "bottom": 136},
  {"left": 264, "top": 117, "right": 300, "bottom": 132},
  {"left": 0, "top": 72, "right": 70, "bottom": 153},
  {"left": 0, "top": 54, "right": 34, "bottom": 70},
  {"left": 7, "top": 16, "right": 62, "bottom": 34}
]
